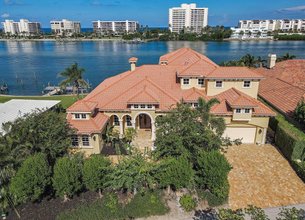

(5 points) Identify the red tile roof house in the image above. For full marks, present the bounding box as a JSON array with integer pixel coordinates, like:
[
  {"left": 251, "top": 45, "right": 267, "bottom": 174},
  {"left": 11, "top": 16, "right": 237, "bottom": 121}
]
[
  {"left": 256, "top": 56, "right": 305, "bottom": 117},
  {"left": 67, "top": 48, "right": 275, "bottom": 156}
]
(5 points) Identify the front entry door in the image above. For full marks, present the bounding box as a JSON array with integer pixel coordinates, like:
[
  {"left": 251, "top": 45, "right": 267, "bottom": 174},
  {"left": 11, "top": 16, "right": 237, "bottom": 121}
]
[{"left": 139, "top": 114, "right": 151, "bottom": 129}]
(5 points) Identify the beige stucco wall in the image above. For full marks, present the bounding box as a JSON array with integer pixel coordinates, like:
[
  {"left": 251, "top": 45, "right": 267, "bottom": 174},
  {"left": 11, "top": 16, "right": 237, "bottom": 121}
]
[
  {"left": 206, "top": 80, "right": 260, "bottom": 98},
  {"left": 72, "top": 133, "right": 103, "bottom": 157},
  {"left": 180, "top": 78, "right": 206, "bottom": 90},
  {"left": 223, "top": 116, "right": 269, "bottom": 144},
  {"left": 232, "top": 112, "right": 252, "bottom": 121}
]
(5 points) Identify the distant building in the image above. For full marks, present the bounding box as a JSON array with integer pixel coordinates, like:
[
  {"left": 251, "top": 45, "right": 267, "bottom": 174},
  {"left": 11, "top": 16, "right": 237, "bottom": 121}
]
[
  {"left": 238, "top": 19, "right": 305, "bottom": 32},
  {"left": 92, "top": 20, "right": 139, "bottom": 34},
  {"left": 50, "top": 19, "right": 81, "bottom": 36},
  {"left": 1, "top": 19, "right": 41, "bottom": 36},
  {"left": 230, "top": 27, "right": 272, "bottom": 40},
  {"left": 169, "top": 3, "right": 208, "bottom": 33}
]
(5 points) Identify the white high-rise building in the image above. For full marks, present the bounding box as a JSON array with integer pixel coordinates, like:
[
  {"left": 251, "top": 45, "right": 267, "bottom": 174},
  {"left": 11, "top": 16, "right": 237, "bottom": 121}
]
[
  {"left": 1, "top": 19, "right": 41, "bottom": 35},
  {"left": 92, "top": 20, "right": 139, "bottom": 34},
  {"left": 50, "top": 19, "right": 81, "bottom": 36},
  {"left": 238, "top": 19, "right": 305, "bottom": 32},
  {"left": 169, "top": 3, "right": 208, "bottom": 33}
]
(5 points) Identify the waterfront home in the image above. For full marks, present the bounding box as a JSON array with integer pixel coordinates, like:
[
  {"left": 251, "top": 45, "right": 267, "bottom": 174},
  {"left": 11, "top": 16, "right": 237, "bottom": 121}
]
[
  {"left": 67, "top": 48, "right": 275, "bottom": 155},
  {"left": 257, "top": 56, "right": 305, "bottom": 117}
]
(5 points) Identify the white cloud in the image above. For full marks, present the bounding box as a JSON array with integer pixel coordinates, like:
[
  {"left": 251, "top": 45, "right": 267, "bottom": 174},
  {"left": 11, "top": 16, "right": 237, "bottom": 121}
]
[
  {"left": 1, "top": 13, "right": 10, "bottom": 18},
  {"left": 279, "top": 5, "right": 305, "bottom": 12}
]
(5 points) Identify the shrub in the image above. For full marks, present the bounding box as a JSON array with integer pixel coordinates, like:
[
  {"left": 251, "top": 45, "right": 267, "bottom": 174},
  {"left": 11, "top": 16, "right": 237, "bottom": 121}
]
[
  {"left": 276, "top": 207, "right": 305, "bottom": 220},
  {"left": 53, "top": 156, "right": 83, "bottom": 201},
  {"left": 200, "top": 190, "right": 228, "bottom": 207},
  {"left": 179, "top": 194, "right": 197, "bottom": 212},
  {"left": 157, "top": 156, "right": 195, "bottom": 191},
  {"left": 196, "top": 150, "right": 231, "bottom": 205},
  {"left": 218, "top": 208, "right": 244, "bottom": 220},
  {"left": 9, "top": 153, "right": 51, "bottom": 203},
  {"left": 57, "top": 193, "right": 124, "bottom": 220},
  {"left": 244, "top": 205, "right": 269, "bottom": 220},
  {"left": 125, "top": 191, "right": 169, "bottom": 218},
  {"left": 82, "top": 155, "right": 111, "bottom": 196}
]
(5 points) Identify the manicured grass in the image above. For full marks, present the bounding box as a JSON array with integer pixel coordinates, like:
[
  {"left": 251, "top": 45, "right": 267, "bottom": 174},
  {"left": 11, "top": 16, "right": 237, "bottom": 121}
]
[{"left": 0, "top": 95, "right": 85, "bottom": 109}]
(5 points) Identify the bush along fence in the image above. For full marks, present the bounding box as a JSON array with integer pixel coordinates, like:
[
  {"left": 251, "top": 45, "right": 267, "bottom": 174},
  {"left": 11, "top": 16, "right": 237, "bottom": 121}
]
[{"left": 269, "top": 115, "right": 305, "bottom": 182}]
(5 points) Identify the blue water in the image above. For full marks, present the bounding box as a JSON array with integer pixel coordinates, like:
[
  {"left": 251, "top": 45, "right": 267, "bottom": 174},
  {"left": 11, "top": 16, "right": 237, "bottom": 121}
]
[{"left": 0, "top": 40, "right": 304, "bottom": 95}]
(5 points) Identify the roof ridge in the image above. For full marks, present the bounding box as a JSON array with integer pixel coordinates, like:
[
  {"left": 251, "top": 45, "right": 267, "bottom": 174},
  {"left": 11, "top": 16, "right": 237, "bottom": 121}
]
[
  {"left": 86, "top": 70, "right": 132, "bottom": 101},
  {"left": 127, "top": 86, "right": 159, "bottom": 103},
  {"left": 276, "top": 77, "right": 305, "bottom": 92}
]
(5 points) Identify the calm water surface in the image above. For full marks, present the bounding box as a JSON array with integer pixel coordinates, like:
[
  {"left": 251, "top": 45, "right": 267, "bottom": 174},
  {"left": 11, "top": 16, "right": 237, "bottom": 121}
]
[{"left": 0, "top": 40, "right": 304, "bottom": 95}]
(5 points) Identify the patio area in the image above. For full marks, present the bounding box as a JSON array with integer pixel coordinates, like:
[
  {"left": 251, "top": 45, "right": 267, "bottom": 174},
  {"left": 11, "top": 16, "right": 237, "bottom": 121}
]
[{"left": 225, "top": 144, "right": 305, "bottom": 209}]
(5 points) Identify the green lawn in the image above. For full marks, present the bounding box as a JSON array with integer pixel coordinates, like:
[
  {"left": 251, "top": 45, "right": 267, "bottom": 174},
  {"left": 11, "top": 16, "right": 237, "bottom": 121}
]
[{"left": 0, "top": 95, "right": 85, "bottom": 109}]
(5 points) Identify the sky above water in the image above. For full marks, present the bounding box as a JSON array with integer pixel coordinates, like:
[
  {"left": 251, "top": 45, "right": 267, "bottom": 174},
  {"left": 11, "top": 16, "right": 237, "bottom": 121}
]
[{"left": 1, "top": 0, "right": 305, "bottom": 27}]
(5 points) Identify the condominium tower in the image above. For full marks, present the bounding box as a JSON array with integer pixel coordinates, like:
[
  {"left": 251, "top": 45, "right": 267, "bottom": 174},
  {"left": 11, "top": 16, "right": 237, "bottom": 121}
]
[
  {"left": 169, "top": 3, "right": 208, "bottom": 33},
  {"left": 238, "top": 19, "right": 305, "bottom": 32},
  {"left": 92, "top": 20, "right": 139, "bottom": 34},
  {"left": 2, "top": 19, "right": 41, "bottom": 35},
  {"left": 50, "top": 19, "right": 81, "bottom": 36}
]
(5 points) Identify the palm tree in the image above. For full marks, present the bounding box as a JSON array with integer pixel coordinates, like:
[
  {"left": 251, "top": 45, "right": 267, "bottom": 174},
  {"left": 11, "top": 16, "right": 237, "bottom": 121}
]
[
  {"left": 240, "top": 54, "right": 256, "bottom": 67},
  {"left": 196, "top": 97, "right": 226, "bottom": 136},
  {"left": 59, "top": 63, "right": 88, "bottom": 96}
]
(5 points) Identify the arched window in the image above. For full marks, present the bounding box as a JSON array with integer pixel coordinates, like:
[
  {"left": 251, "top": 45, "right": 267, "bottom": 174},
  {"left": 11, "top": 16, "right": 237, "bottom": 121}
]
[
  {"left": 113, "top": 115, "right": 120, "bottom": 126},
  {"left": 126, "top": 115, "right": 132, "bottom": 127}
]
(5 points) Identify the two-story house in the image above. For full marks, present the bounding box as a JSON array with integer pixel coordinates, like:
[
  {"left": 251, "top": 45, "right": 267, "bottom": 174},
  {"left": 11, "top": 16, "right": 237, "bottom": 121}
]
[{"left": 67, "top": 48, "right": 275, "bottom": 155}]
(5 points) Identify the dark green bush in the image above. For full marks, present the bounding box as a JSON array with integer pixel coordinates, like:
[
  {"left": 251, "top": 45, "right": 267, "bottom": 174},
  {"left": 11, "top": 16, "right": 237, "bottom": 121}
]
[
  {"left": 218, "top": 208, "right": 244, "bottom": 220},
  {"left": 196, "top": 150, "right": 231, "bottom": 205},
  {"left": 275, "top": 124, "right": 297, "bottom": 159},
  {"left": 10, "top": 153, "right": 51, "bottom": 203},
  {"left": 179, "top": 194, "right": 197, "bottom": 212},
  {"left": 200, "top": 190, "right": 228, "bottom": 207},
  {"left": 125, "top": 191, "right": 169, "bottom": 218}
]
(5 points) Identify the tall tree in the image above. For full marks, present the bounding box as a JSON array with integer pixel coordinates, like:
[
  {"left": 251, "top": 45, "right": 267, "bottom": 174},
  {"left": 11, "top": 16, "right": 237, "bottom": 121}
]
[{"left": 59, "top": 63, "right": 88, "bottom": 96}]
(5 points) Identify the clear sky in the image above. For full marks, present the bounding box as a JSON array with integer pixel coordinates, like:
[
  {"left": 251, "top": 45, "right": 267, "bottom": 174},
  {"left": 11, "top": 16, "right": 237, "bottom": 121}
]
[{"left": 1, "top": 0, "right": 305, "bottom": 28}]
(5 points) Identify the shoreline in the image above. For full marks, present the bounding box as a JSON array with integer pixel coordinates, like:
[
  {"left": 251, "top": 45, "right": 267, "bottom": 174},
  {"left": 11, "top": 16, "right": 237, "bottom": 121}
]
[{"left": 0, "top": 38, "right": 123, "bottom": 42}]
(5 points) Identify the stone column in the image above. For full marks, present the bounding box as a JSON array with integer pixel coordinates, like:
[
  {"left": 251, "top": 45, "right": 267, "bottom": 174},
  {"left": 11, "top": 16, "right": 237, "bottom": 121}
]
[
  {"left": 151, "top": 121, "right": 156, "bottom": 141},
  {"left": 119, "top": 119, "right": 124, "bottom": 138}
]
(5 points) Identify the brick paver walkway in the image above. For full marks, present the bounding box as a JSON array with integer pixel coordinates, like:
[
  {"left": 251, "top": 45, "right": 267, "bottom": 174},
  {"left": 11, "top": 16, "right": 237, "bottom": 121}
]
[{"left": 225, "top": 144, "right": 305, "bottom": 209}]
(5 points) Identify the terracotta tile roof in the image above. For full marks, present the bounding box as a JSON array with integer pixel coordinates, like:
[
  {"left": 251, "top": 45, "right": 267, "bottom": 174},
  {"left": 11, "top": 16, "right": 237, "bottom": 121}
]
[
  {"left": 257, "top": 60, "right": 305, "bottom": 116},
  {"left": 67, "top": 112, "right": 109, "bottom": 134},
  {"left": 67, "top": 47, "right": 274, "bottom": 134},
  {"left": 213, "top": 88, "right": 275, "bottom": 116},
  {"left": 127, "top": 86, "right": 159, "bottom": 104},
  {"left": 67, "top": 100, "right": 98, "bottom": 113},
  {"left": 182, "top": 88, "right": 207, "bottom": 102},
  {"left": 207, "top": 67, "right": 264, "bottom": 79}
]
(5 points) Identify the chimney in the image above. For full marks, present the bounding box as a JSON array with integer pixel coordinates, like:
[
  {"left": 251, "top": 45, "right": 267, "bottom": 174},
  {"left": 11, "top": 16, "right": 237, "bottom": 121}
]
[
  {"left": 129, "top": 57, "right": 138, "bottom": 71},
  {"left": 267, "top": 54, "right": 277, "bottom": 69}
]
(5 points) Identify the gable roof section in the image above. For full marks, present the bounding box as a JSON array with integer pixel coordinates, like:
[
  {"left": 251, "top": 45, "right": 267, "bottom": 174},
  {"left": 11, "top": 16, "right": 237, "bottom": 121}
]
[
  {"left": 127, "top": 86, "right": 160, "bottom": 104},
  {"left": 67, "top": 112, "right": 109, "bottom": 134},
  {"left": 68, "top": 100, "right": 98, "bottom": 113},
  {"left": 182, "top": 88, "right": 207, "bottom": 102}
]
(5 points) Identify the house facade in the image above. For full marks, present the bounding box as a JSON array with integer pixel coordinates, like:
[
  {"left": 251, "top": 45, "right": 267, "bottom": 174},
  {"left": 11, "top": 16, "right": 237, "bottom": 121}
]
[{"left": 67, "top": 48, "right": 275, "bottom": 155}]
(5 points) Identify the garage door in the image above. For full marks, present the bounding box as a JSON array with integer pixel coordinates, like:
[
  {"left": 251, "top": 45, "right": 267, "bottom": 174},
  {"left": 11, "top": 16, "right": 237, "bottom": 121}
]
[{"left": 223, "top": 127, "right": 256, "bottom": 144}]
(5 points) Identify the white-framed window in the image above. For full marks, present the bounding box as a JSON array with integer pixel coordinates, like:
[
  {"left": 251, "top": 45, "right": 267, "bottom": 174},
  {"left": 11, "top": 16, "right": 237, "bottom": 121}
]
[
  {"left": 243, "top": 80, "right": 251, "bottom": 88},
  {"left": 81, "top": 113, "right": 87, "bottom": 119},
  {"left": 193, "top": 103, "right": 199, "bottom": 108},
  {"left": 215, "top": 80, "right": 223, "bottom": 88},
  {"left": 126, "top": 115, "right": 132, "bottom": 127},
  {"left": 82, "top": 135, "right": 90, "bottom": 146},
  {"left": 113, "top": 115, "right": 120, "bottom": 126},
  {"left": 71, "top": 135, "right": 79, "bottom": 147},
  {"left": 140, "top": 104, "right": 146, "bottom": 109},
  {"left": 236, "top": 108, "right": 242, "bottom": 113},
  {"left": 245, "top": 108, "right": 251, "bottom": 113},
  {"left": 198, "top": 78, "right": 204, "bottom": 86},
  {"left": 134, "top": 104, "right": 139, "bottom": 109},
  {"left": 183, "top": 78, "right": 190, "bottom": 85},
  {"left": 75, "top": 114, "right": 80, "bottom": 119},
  {"left": 147, "top": 104, "right": 153, "bottom": 109}
]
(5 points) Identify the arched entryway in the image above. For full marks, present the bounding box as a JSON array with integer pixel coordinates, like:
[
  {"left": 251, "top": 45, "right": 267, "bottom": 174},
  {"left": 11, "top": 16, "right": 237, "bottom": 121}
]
[{"left": 137, "top": 113, "right": 152, "bottom": 130}]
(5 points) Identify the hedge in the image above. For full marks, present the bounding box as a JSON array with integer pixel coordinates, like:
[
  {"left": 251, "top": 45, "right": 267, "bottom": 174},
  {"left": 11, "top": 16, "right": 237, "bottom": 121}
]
[{"left": 270, "top": 115, "right": 305, "bottom": 182}]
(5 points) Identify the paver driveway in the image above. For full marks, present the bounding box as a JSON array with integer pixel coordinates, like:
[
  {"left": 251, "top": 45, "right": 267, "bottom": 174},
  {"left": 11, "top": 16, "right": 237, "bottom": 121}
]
[{"left": 225, "top": 144, "right": 305, "bottom": 209}]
